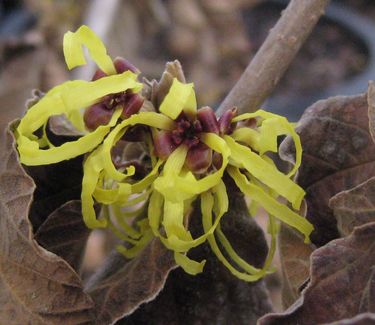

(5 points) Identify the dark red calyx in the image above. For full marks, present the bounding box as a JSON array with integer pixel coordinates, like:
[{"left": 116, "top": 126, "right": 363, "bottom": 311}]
[
  {"left": 218, "top": 107, "right": 238, "bottom": 135},
  {"left": 185, "top": 143, "right": 213, "bottom": 174},
  {"left": 84, "top": 102, "right": 114, "bottom": 130},
  {"left": 153, "top": 130, "right": 177, "bottom": 160},
  {"left": 197, "top": 106, "right": 219, "bottom": 134},
  {"left": 121, "top": 93, "right": 144, "bottom": 119},
  {"left": 183, "top": 136, "right": 200, "bottom": 149},
  {"left": 92, "top": 69, "right": 107, "bottom": 81},
  {"left": 114, "top": 57, "right": 139, "bottom": 74},
  {"left": 170, "top": 114, "right": 202, "bottom": 148}
]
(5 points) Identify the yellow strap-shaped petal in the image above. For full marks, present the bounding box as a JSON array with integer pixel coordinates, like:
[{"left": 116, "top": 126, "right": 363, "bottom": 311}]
[
  {"left": 107, "top": 216, "right": 139, "bottom": 245},
  {"left": 154, "top": 133, "right": 230, "bottom": 202},
  {"left": 159, "top": 180, "right": 228, "bottom": 253},
  {"left": 174, "top": 252, "right": 206, "bottom": 275},
  {"left": 224, "top": 135, "right": 304, "bottom": 210},
  {"left": 111, "top": 204, "right": 142, "bottom": 239},
  {"left": 63, "top": 25, "right": 115, "bottom": 74},
  {"left": 117, "top": 229, "right": 154, "bottom": 259},
  {"left": 16, "top": 72, "right": 142, "bottom": 165},
  {"left": 216, "top": 174, "right": 278, "bottom": 275},
  {"left": 148, "top": 190, "right": 164, "bottom": 234},
  {"left": 16, "top": 109, "right": 121, "bottom": 166},
  {"left": 159, "top": 78, "right": 196, "bottom": 119},
  {"left": 227, "top": 166, "right": 313, "bottom": 243},
  {"left": 201, "top": 191, "right": 266, "bottom": 282},
  {"left": 93, "top": 177, "right": 133, "bottom": 204},
  {"left": 233, "top": 110, "right": 302, "bottom": 177},
  {"left": 101, "top": 114, "right": 174, "bottom": 182},
  {"left": 81, "top": 139, "right": 134, "bottom": 229},
  {"left": 148, "top": 192, "right": 206, "bottom": 274},
  {"left": 163, "top": 200, "right": 192, "bottom": 241},
  {"left": 153, "top": 145, "right": 193, "bottom": 202},
  {"left": 81, "top": 147, "right": 108, "bottom": 229}
]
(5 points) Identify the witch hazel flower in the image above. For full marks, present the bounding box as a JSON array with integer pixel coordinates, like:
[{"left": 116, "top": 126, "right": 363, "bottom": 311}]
[
  {"left": 15, "top": 25, "right": 143, "bottom": 166},
  {"left": 142, "top": 78, "right": 313, "bottom": 277},
  {"left": 15, "top": 25, "right": 313, "bottom": 281}
]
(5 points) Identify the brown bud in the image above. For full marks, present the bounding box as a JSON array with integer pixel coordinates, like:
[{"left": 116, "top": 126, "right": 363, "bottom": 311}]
[
  {"left": 92, "top": 69, "right": 107, "bottom": 81},
  {"left": 218, "top": 107, "right": 238, "bottom": 135},
  {"left": 121, "top": 93, "right": 144, "bottom": 119},
  {"left": 197, "top": 106, "right": 219, "bottom": 134},
  {"left": 153, "top": 130, "right": 177, "bottom": 160},
  {"left": 114, "top": 57, "right": 139, "bottom": 74},
  {"left": 84, "top": 103, "right": 114, "bottom": 131},
  {"left": 185, "top": 143, "right": 212, "bottom": 174}
]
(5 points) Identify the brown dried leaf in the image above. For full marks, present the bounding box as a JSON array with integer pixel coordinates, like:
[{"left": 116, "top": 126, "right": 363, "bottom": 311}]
[
  {"left": 84, "top": 238, "right": 176, "bottom": 325},
  {"left": 368, "top": 81, "right": 375, "bottom": 143},
  {"left": 21, "top": 123, "right": 84, "bottom": 231},
  {"left": 329, "top": 177, "right": 375, "bottom": 237},
  {"left": 279, "top": 224, "right": 315, "bottom": 308},
  {"left": 280, "top": 93, "right": 375, "bottom": 246},
  {"left": 323, "top": 313, "right": 375, "bottom": 325},
  {"left": 259, "top": 222, "right": 375, "bottom": 325},
  {"left": 34, "top": 200, "right": 91, "bottom": 273},
  {"left": 0, "top": 129, "right": 95, "bottom": 324},
  {"left": 119, "top": 187, "right": 272, "bottom": 325}
]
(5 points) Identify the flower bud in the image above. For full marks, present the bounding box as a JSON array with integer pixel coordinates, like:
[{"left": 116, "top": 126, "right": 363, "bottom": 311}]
[
  {"left": 185, "top": 143, "right": 212, "bottom": 174},
  {"left": 218, "top": 107, "right": 238, "bottom": 135},
  {"left": 153, "top": 130, "right": 177, "bottom": 160},
  {"left": 84, "top": 103, "right": 114, "bottom": 131},
  {"left": 92, "top": 69, "right": 107, "bottom": 81},
  {"left": 121, "top": 93, "right": 144, "bottom": 119},
  {"left": 197, "top": 106, "right": 219, "bottom": 134},
  {"left": 114, "top": 57, "right": 139, "bottom": 74}
]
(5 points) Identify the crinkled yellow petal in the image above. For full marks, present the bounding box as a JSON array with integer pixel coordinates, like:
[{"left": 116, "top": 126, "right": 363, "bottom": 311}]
[
  {"left": 201, "top": 191, "right": 266, "bottom": 282},
  {"left": 215, "top": 227, "right": 262, "bottom": 274},
  {"left": 101, "top": 114, "right": 173, "bottom": 182},
  {"left": 121, "top": 189, "right": 152, "bottom": 207},
  {"left": 81, "top": 148, "right": 108, "bottom": 229},
  {"left": 16, "top": 72, "right": 142, "bottom": 165},
  {"left": 131, "top": 160, "right": 163, "bottom": 193},
  {"left": 227, "top": 166, "right": 313, "bottom": 243},
  {"left": 174, "top": 252, "right": 206, "bottom": 275},
  {"left": 107, "top": 217, "right": 139, "bottom": 245},
  {"left": 217, "top": 174, "right": 278, "bottom": 275},
  {"left": 224, "top": 135, "right": 304, "bottom": 210},
  {"left": 111, "top": 204, "right": 142, "bottom": 239},
  {"left": 158, "top": 180, "right": 229, "bottom": 253},
  {"left": 264, "top": 215, "right": 278, "bottom": 272},
  {"left": 154, "top": 133, "right": 230, "bottom": 202},
  {"left": 117, "top": 229, "right": 154, "bottom": 259},
  {"left": 233, "top": 110, "right": 302, "bottom": 177},
  {"left": 148, "top": 190, "right": 164, "bottom": 234},
  {"left": 82, "top": 140, "right": 134, "bottom": 229},
  {"left": 63, "top": 25, "right": 116, "bottom": 75},
  {"left": 163, "top": 200, "right": 192, "bottom": 241},
  {"left": 93, "top": 177, "right": 133, "bottom": 204},
  {"left": 153, "top": 145, "right": 191, "bottom": 202},
  {"left": 159, "top": 78, "right": 196, "bottom": 119},
  {"left": 211, "top": 180, "right": 271, "bottom": 276}
]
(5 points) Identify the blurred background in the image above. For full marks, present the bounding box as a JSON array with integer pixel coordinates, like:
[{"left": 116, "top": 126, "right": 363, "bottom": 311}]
[
  {"left": 1, "top": 0, "right": 374, "bottom": 311},
  {"left": 1, "top": 0, "right": 375, "bottom": 133}
]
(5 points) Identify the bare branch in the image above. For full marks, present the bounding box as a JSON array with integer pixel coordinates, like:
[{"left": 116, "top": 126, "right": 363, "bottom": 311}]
[{"left": 217, "top": 0, "right": 331, "bottom": 115}]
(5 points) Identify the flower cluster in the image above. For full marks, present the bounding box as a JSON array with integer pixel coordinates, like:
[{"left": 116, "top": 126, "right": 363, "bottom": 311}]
[{"left": 15, "top": 26, "right": 313, "bottom": 280}]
